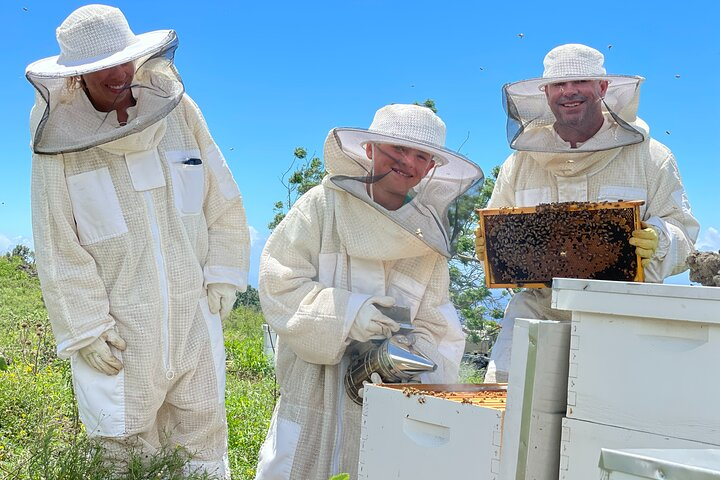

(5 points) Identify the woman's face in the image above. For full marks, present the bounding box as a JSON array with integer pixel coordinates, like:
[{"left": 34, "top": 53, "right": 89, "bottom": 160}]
[{"left": 81, "top": 62, "right": 135, "bottom": 112}]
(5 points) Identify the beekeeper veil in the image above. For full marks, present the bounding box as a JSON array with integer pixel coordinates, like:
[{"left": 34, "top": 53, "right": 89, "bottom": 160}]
[
  {"left": 25, "top": 4, "right": 184, "bottom": 154},
  {"left": 503, "top": 43, "right": 646, "bottom": 153},
  {"left": 325, "top": 104, "right": 484, "bottom": 258}
]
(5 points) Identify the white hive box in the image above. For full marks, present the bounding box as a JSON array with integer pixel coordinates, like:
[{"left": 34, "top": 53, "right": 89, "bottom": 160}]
[
  {"left": 500, "top": 319, "right": 571, "bottom": 480},
  {"left": 560, "top": 418, "right": 718, "bottom": 479},
  {"left": 599, "top": 448, "right": 720, "bottom": 479},
  {"left": 358, "top": 383, "right": 506, "bottom": 480},
  {"left": 551, "top": 278, "right": 720, "bottom": 445}
]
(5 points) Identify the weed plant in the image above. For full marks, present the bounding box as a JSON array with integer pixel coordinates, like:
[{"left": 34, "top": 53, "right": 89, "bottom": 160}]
[
  {"left": 0, "top": 254, "right": 485, "bottom": 479},
  {"left": 0, "top": 256, "right": 275, "bottom": 479}
]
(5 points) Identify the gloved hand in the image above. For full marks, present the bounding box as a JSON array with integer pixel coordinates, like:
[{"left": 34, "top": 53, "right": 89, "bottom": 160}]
[
  {"left": 629, "top": 223, "right": 659, "bottom": 268},
  {"left": 358, "top": 372, "right": 383, "bottom": 399},
  {"left": 208, "top": 283, "right": 237, "bottom": 319},
  {"left": 475, "top": 225, "right": 486, "bottom": 260},
  {"left": 79, "top": 328, "right": 127, "bottom": 376},
  {"left": 348, "top": 296, "right": 400, "bottom": 343}
]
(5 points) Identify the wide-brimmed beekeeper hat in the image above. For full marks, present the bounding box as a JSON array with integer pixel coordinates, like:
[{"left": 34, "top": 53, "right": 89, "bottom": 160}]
[
  {"left": 332, "top": 103, "right": 473, "bottom": 168},
  {"left": 25, "top": 4, "right": 184, "bottom": 154},
  {"left": 26, "top": 4, "right": 176, "bottom": 78},
  {"left": 502, "top": 43, "right": 646, "bottom": 152},
  {"left": 325, "top": 103, "right": 484, "bottom": 258}
]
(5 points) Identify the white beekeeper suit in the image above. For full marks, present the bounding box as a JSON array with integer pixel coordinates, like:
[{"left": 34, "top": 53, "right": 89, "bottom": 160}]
[
  {"left": 26, "top": 5, "right": 250, "bottom": 477},
  {"left": 484, "top": 44, "right": 699, "bottom": 382},
  {"left": 255, "top": 104, "right": 483, "bottom": 479}
]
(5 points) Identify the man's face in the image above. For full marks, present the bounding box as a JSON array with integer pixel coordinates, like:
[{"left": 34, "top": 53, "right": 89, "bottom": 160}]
[
  {"left": 81, "top": 61, "right": 135, "bottom": 113},
  {"left": 364, "top": 143, "right": 436, "bottom": 208},
  {"left": 544, "top": 79, "right": 608, "bottom": 141}
]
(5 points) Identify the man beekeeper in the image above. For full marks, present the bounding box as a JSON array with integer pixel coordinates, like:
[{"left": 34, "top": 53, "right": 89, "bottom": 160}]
[
  {"left": 255, "top": 103, "right": 484, "bottom": 479},
  {"left": 477, "top": 43, "right": 699, "bottom": 383},
  {"left": 27, "top": 4, "right": 250, "bottom": 477}
]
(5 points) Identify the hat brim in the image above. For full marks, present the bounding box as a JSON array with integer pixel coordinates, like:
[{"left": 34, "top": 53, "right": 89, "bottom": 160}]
[
  {"left": 26, "top": 30, "right": 175, "bottom": 78},
  {"left": 506, "top": 74, "right": 643, "bottom": 95},
  {"left": 334, "top": 127, "right": 475, "bottom": 167}
]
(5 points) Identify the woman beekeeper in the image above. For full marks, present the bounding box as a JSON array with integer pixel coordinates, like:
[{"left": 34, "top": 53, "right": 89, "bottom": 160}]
[
  {"left": 255, "top": 103, "right": 483, "bottom": 479},
  {"left": 26, "top": 4, "right": 250, "bottom": 477}
]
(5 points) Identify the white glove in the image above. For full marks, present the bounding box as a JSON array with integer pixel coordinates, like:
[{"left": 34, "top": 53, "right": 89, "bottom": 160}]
[
  {"left": 79, "top": 328, "right": 127, "bottom": 376},
  {"left": 208, "top": 283, "right": 237, "bottom": 319},
  {"left": 348, "top": 296, "right": 400, "bottom": 343},
  {"left": 358, "top": 372, "right": 383, "bottom": 399}
]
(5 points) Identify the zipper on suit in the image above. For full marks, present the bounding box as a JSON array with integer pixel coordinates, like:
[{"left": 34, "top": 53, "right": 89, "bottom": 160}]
[
  {"left": 143, "top": 191, "right": 174, "bottom": 379},
  {"left": 330, "top": 353, "right": 350, "bottom": 474}
]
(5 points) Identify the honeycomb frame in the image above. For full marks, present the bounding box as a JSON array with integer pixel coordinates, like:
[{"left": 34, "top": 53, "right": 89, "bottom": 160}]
[{"left": 476, "top": 201, "right": 644, "bottom": 288}]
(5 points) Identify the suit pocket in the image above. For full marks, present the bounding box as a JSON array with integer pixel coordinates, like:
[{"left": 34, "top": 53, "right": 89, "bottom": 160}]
[
  {"left": 66, "top": 168, "right": 128, "bottom": 245},
  {"left": 166, "top": 150, "right": 205, "bottom": 215},
  {"left": 255, "top": 416, "right": 302, "bottom": 480},
  {"left": 71, "top": 353, "right": 126, "bottom": 437}
]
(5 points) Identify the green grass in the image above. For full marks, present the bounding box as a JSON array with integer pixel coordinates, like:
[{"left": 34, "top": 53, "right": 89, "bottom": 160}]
[
  {"left": 0, "top": 254, "right": 485, "bottom": 479},
  {"left": 0, "top": 255, "right": 275, "bottom": 479}
]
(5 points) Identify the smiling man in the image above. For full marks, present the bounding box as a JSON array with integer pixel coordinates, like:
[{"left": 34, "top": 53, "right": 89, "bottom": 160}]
[
  {"left": 255, "top": 104, "right": 483, "bottom": 479},
  {"left": 477, "top": 43, "right": 699, "bottom": 383}
]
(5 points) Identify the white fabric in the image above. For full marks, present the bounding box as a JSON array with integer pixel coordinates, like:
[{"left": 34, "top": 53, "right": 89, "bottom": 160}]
[
  {"left": 485, "top": 126, "right": 699, "bottom": 382},
  {"left": 207, "top": 282, "right": 236, "bottom": 319},
  {"left": 26, "top": 4, "right": 173, "bottom": 77},
  {"left": 348, "top": 296, "right": 399, "bottom": 343},
  {"left": 31, "top": 93, "right": 250, "bottom": 468},
  {"left": 256, "top": 182, "right": 465, "bottom": 479},
  {"left": 334, "top": 104, "right": 459, "bottom": 167}
]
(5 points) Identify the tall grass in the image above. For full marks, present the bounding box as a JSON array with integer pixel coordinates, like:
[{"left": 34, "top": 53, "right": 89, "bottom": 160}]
[
  {"left": 0, "top": 256, "right": 275, "bottom": 479},
  {"left": 0, "top": 255, "right": 484, "bottom": 479}
]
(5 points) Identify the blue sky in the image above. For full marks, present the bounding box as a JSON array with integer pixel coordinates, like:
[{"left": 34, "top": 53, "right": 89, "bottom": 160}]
[{"left": 1, "top": 0, "right": 718, "bottom": 287}]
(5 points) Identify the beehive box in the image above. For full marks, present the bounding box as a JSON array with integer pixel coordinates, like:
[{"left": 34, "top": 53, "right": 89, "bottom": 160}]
[
  {"left": 476, "top": 201, "right": 643, "bottom": 288},
  {"left": 358, "top": 384, "right": 507, "bottom": 479},
  {"left": 500, "top": 319, "right": 571, "bottom": 480},
  {"left": 560, "top": 418, "right": 717, "bottom": 480},
  {"left": 552, "top": 278, "right": 720, "bottom": 446},
  {"left": 599, "top": 448, "right": 720, "bottom": 479}
]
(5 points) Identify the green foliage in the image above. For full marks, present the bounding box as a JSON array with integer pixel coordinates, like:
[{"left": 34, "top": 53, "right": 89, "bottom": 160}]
[
  {"left": 224, "top": 306, "right": 274, "bottom": 380},
  {"left": 329, "top": 474, "right": 350, "bottom": 480},
  {"left": 449, "top": 165, "right": 507, "bottom": 343},
  {"left": 235, "top": 284, "right": 261, "bottom": 311},
  {"left": 0, "top": 256, "right": 276, "bottom": 479},
  {"left": 5, "top": 244, "right": 35, "bottom": 266},
  {"left": 268, "top": 147, "right": 326, "bottom": 230},
  {"left": 413, "top": 99, "right": 437, "bottom": 113}
]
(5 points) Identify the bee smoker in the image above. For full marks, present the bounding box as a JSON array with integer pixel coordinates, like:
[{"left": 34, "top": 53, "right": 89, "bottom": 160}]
[{"left": 344, "top": 334, "right": 437, "bottom": 406}]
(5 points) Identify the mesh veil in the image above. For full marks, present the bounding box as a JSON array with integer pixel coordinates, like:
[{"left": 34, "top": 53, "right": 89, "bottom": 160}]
[
  {"left": 27, "top": 33, "right": 183, "bottom": 154},
  {"left": 325, "top": 129, "right": 483, "bottom": 258}
]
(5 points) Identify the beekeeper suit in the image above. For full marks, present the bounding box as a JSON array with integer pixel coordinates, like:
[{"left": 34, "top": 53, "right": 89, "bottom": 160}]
[
  {"left": 256, "top": 104, "right": 483, "bottom": 479},
  {"left": 480, "top": 44, "right": 699, "bottom": 383},
  {"left": 26, "top": 5, "right": 250, "bottom": 477}
]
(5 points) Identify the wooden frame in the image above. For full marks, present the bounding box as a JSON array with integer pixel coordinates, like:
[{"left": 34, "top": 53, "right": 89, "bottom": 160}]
[{"left": 476, "top": 201, "right": 644, "bottom": 288}]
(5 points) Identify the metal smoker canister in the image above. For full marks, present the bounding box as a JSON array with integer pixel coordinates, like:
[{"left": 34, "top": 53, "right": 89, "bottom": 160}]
[{"left": 344, "top": 335, "right": 437, "bottom": 405}]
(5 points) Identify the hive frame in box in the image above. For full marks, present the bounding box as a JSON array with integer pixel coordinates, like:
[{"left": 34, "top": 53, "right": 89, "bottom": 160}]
[{"left": 476, "top": 201, "right": 644, "bottom": 288}]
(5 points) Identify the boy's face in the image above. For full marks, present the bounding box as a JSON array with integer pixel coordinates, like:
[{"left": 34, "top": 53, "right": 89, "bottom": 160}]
[{"left": 365, "top": 143, "right": 436, "bottom": 207}]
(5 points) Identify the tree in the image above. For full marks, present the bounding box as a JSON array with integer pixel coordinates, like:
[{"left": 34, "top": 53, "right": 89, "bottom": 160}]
[
  {"left": 414, "top": 99, "right": 437, "bottom": 113},
  {"left": 6, "top": 244, "right": 34, "bottom": 265},
  {"left": 267, "top": 147, "right": 326, "bottom": 230},
  {"left": 235, "top": 284, "right": 261, "bottom": 311},
  {"left": 446, "top": 166, "right": 507, "bottom": 344}
]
